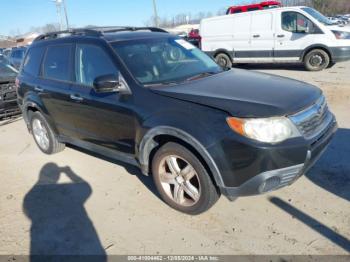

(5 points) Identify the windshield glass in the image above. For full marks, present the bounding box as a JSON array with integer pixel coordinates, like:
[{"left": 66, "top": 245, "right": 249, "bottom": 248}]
[
  {"left": 302, "top": 7, "right": 333, "bottom": 25},
  {"left": 112, "top": 37, "right": 222, "bottom": 86},
  {"left": 0, "top": 61, "right": 18, "bottom": 78}
]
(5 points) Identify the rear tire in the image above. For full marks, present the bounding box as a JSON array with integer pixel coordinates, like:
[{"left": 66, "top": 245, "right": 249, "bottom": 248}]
[
  {"left": 152, "top": 142, "right": 220, "bottom": 215},
  {"left": 29, "top": 111, "right": 65, "bottom": 155},
  {"left": 304, "top": 49, "right": 330, "bottom": 71},
  {"left": 215, "top": 53, "right": 232, "bottom": 69}
]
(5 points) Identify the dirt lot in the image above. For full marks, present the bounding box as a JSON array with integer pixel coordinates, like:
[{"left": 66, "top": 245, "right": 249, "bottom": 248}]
[{"left": 0, "top": 61, "right": 349, "bottom": 256}]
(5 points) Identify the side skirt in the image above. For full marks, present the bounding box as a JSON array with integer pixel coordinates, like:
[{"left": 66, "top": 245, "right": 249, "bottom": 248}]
[{"left": 58, "top": 135, "right": 139, "bottom": 167}]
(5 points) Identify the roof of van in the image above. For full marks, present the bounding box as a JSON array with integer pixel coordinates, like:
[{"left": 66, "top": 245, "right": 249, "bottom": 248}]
[{"left": 201, "top": 6, "right": 308, "bottom": 22}]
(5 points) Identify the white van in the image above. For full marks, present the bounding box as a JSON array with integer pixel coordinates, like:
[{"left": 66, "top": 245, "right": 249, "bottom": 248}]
[{"left": 200, "top": 6, "right": 350, "bottom": 71}]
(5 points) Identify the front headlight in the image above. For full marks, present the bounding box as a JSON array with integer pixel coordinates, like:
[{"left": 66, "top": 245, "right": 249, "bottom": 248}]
[
  {"left": 332, "top": 30, "right": 350, "bottom": 40},
  {"left": 227, "top": 117, "right": 300, "bottom": 143}
]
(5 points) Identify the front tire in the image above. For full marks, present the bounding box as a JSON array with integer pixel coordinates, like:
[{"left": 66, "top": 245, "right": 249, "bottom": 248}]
[
  {"left": 29, "top": 111, "right": 65, "bottom": 155},
  {"left": 152, "top": 142, "right": 220, "bottom": 215},
  {"left": 215, "top": 53, "right": 232, "bottom": 69},
  {"left": 304, "top": 49, "right": 330, "bottom": 71}
]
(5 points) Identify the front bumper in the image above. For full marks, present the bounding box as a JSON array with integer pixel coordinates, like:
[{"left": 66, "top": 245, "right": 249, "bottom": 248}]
[
  {"left": 330, "top": 46, "right": 350, "bottom": 62},
  {"left": 217, "top": 118, "right": 338, "bottom": 200},
  {"left": 0, "top": 98, "right": 21, "bottom": 119}
]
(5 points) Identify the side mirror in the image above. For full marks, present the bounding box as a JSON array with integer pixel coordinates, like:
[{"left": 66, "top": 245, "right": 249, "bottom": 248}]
[{"left": 93, "top": 74, "right": 120, "bottom": 93}]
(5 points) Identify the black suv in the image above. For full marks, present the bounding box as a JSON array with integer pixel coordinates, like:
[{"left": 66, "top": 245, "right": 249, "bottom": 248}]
[{"left": 17, "top": 27, "right": 337, "bottom": 214}]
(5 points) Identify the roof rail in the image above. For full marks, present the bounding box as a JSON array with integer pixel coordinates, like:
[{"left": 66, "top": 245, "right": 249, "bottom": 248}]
[{"left": 33, "top": 26, "right": 168, "bottom": 42}]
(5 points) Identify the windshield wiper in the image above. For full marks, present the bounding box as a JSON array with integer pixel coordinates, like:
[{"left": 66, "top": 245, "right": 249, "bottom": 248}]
[
  {"left": 185, "top": 71, "right": 217, "bottom": 82},
  {"left": 144, "top": 81, "right": 179, "bottom": 87}
]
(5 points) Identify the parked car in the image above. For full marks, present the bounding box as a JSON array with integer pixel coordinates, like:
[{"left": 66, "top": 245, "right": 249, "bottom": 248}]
[
  {"left": 186, "top": 29, "right": 201, "bottom": 47},
  {"left": 201, "top": 6, "right": 350, "bottom": 71},
  {"left": 328, "top": 17, "right": 344, "bottom": 25},
  {"left": 0, "top": 54, "right": 9, "bottom": 63},
  {"left": 226, "top": 1, "right": 281, "bottom": 14},
  {"left": 9, "top": 47, "right": 27, "bottom": 69},
  {"left": 17, "top": 27, "right": 337, "bottom": 214},
  {"left": 0, "top": 61, "right": 20, "bottom": 119},
  {"left": 3, "top": 48, "right": 11, "bottom": 58}
]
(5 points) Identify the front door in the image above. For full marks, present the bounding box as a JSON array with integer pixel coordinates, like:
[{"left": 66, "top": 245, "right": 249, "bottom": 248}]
[
  {"left": 274, "top": 11, "right": 320, "bottom": 62},
  {"left": 69, "top": 43, "right": 136, "bottom": 154}
]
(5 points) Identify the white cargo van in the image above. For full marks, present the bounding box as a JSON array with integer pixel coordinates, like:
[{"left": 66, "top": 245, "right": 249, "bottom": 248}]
[{"left": 200, "top": 6, "right": 350, "bottom": 71}]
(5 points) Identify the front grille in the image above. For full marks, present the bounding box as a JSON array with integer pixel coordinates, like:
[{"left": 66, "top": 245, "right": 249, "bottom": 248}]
[
  {"left": 289, "top": 96, "right": 333, "bottom": 140},
  {"left": 0, "top": 83, "right": 17, "bottom": 102}
]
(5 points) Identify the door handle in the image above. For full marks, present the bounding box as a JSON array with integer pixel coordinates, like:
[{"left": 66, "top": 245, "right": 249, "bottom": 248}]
[
  {"left": 253, "top": 34, "right": 260, "bottom": 38},
  {"left": 34, "top": 87, "right": 44, "bottom": 92},
  {"left": 70, "top": 94, "right": 84, "bottom": 102},
  {"left": 277, "top": 34, "right": 285, "bottom": 38}
]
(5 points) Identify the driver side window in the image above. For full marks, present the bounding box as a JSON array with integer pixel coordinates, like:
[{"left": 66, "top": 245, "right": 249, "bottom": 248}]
[
  {"left": 75, "top": 44, "right": 118, "bottom": 87},
  {"left": 282, "top": 12, "right": 317, "bottom": 34}
]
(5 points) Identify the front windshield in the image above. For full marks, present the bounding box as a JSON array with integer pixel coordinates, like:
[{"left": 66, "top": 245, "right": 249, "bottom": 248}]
[
  {"left": 112, "top": 37, "right": 222, "bottom": 86},
  {"left": 302, "top": 7, "right": 333, "bottom": 26},
  {"left": 0, "top": 61, "right": 18, "bottom": 78}
]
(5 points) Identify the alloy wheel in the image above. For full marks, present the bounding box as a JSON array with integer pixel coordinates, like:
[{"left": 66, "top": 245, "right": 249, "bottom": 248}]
[
  {"left": 32, "top": 118, "right": 50, "bottom": 151},
  {"left": 158, "top": 155, "right": 201, "bottom": 207}
]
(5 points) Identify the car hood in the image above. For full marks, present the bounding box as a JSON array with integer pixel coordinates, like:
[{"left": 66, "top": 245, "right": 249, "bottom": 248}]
[
  {"left": 0, "top": 75, "right": 15, "bottom": 84},
  {"left": 151, "top": 69, "right": 322, "bottom": 118},
  {"left": 326, "top": 25, "right": 350, "bottom": 32}
]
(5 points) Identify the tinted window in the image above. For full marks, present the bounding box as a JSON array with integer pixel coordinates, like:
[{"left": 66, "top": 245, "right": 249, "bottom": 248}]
[
  {"left": 22, "top": 47, "right": 44, "bottom": 76},
  {"left": 247, "top": 7, "right": 260, "bottom": 11},
  {"left": 232, "top": 9, "right": 242, "bottom": 14},
  {"left": 75, "top": 44, "right": 117, "bottom": 87},
  {"left": 282, "top": 12, "right": 317, "bottom": 33},
  {"left": 43, "top": 45, "right": 71, "bottom": 81},
  {"left": 12, "top": 50, "right": 25, "bottom": 59}
]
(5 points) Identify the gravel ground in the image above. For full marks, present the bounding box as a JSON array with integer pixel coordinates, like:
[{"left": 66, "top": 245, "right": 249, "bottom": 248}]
[{"left": 0, "top": 61, "right": 349, "bottom": 256}]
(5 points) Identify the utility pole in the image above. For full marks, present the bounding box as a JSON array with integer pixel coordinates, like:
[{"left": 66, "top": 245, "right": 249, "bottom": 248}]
[
  {"left": 52, "top": 0, "right": 69, "bottom": 30},
  {"left": 152, "top": 0, "right": 159, "bottom": 27},
  {"left": 62, "top": 0, "right": 70, "bottom": 29},
  {"left": 53, "top": 0, "right": 63, "bottom": 30}
]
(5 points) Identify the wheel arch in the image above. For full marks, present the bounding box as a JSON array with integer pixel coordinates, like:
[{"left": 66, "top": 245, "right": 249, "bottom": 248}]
[
  {"left": 138, "top": 126, "right": 225, "bottom": 188},
  {"left": 301, "top": 44, "right": 333, "bottom": 62},
  {"left": 23, "top": 97, "right": 58, "bottom": 134}
]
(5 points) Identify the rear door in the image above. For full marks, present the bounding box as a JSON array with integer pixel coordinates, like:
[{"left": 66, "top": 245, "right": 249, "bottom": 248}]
[
  {"left": 38, "top": 44, "right": 77, "bottom": 137},
  {"left": 249, "top": 11, "right": 275, "bottom": 60},
  {"left": 231, "top": 14, "right": 252, "bottom": 58}
]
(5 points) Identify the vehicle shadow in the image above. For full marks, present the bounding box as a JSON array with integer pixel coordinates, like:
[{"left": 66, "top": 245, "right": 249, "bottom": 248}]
[
  {"left": 234, "top": 63, "right": 306, "bottom": 71},
  {"left": 269, "top": 197, "right": 350, "bottom": 252},
  {"left": 23, "top": 163, "right": 106, "bottom": 261},
  {"left": 0, "top": 115, "right": 22, "bottom": 127},
  {"left": 68, "top": 145, "right": 161, "bottom": 200},
  {"left": 306, "top": 128, "right": 350, "bottom": 202}
]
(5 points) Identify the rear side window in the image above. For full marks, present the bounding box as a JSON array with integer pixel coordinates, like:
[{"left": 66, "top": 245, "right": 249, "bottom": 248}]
[
  {"left": 75, "top": 44, "right": 117, "bottom": 87},
  {"left": 232, "top": 9, "right": 242, "bottom": 14},
  {"left": 22, "top": 47, "right": 44, "bottom": 76},
  {"left": 247, "top": 7, "right": 260, "bottom": 11},
  {"left": 43, "top": 45, "right": 71, "bottom": 81}
]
